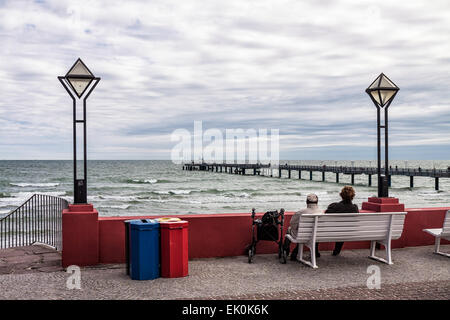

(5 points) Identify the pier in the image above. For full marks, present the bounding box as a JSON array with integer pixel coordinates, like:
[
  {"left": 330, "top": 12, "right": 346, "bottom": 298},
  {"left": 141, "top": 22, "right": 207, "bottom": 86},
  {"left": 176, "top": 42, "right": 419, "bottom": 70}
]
[{"left": 183, "top": 162, "right": 450, "bottom": 190}]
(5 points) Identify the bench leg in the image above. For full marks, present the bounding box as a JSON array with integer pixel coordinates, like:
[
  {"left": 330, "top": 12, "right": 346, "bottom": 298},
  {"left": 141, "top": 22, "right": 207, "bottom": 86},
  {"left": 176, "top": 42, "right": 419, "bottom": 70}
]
[
  {"left": 434, "top": 236, "right": 441, "bottom": 254},
  {"left": 368, "top": 240, "right": 393, "bottom": 265},
  {"left": 370, "top": 240, "right": 376, "bottom": 257},
  {"left": 297, "top": 243, "right": 318, "bottom": 269},
  {"left": 310, "top": 243, "right": 317, "bottom": 268},
  {"left": 297, "top": 244, "right": 304, "bottom": 261},
  {"left": 434, "top": 237, "right": 450, "bottom": 257},
  {"left": 385, "top": 240, "right": 392, "bottom": 265}
]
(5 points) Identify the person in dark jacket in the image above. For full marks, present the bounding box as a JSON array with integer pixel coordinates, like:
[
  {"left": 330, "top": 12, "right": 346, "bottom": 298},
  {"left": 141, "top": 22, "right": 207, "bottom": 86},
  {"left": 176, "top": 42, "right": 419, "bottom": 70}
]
[{"left": 318, "top": 186, "right": 359, "bottom": 257}]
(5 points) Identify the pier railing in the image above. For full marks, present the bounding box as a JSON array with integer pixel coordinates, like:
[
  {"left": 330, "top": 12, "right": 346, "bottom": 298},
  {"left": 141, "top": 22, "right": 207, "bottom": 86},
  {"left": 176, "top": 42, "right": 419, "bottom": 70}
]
[
  {"left": 277, "top": 165, "right": 450, "bottom": 177},
  {"left": 0, "top": 194, "right": 69, "bottom": 250},
  {"left": 184, "top": 162, "right": 449, "bottom": 190}
]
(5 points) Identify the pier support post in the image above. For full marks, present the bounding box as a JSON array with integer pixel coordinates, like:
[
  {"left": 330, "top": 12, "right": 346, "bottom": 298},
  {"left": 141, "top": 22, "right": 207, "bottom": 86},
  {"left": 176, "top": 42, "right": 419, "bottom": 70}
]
[
  {"left": 310, "top": 171, "right": 313, "bottom": 180},
  {"left": 322, "top": 171, "right": 325, "bottom": 182},
  {"left": 351, "top": 174, "right": 355, "bottom": 185},
  {"left": 288, "top": 170, "right": 291, "bottom": 179},
  {"left": 410, "top": 176, "right": 414, "bottom": 188},
  {"left": 242, "top": 169, "right": 246, "bottom": 175},
  {"left": 279, "top": 168, "right": 281, "bottom": 178},
  {"left": 299, "top": 171, "right": 301, "bottom": 179},
  {"left": 388, "top": 175, "right": 391, "bottom": 187},
  {"left": 336, "top": 172, "right": 339, "bottom": 183},
  {"left": 368, "top": 174, "right": 372, "bottom": 186},
  {"left": 435, "top": 177, "right": 439, "bottom": 191}
]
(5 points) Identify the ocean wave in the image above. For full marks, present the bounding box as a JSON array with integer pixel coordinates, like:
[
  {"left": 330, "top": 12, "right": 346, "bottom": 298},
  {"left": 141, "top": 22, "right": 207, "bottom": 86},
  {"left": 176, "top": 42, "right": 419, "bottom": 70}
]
[
  {"left": 223, "top": 192, "right": 251, "bottom": 198},
  {"left": 9, "top": 182, "right": 60, "bottom": 188},
  {"left": 98, "top": 204, "right": 131, "bottom": 210},
  {"left": 154, "top": 190, "right": 192, "bottom": 195},
  {"left": 0, "top": 191, "right": 68, "bottom": 209},
  {"left": 0, "top": 192, "right": 11, "bottom": 198},
  {"left": 149, "top": 199, "right": 169, "bottom": 203},
  {"left": 127, "top": 179, "right": 158, "bottom": 184},
  {"left": 190, "top": 188, "right": 259, "bottom": 195},
  {"left": 91, "top": 195, "right": 139, "bottom": 202},
  {"left": 126, "top": 178, "right": 173, "bottom": 184}
]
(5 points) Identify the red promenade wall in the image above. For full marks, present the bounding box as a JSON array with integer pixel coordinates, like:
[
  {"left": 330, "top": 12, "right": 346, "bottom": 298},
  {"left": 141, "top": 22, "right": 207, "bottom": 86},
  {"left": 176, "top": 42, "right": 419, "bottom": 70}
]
[{"left": 97, "top": 207, "right": 450, "bottom": 264}]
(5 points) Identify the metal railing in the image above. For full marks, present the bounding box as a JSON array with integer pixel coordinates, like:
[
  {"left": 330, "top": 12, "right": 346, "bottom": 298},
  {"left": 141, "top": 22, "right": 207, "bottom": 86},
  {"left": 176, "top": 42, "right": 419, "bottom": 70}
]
[{"left": 0, "top": 194, "right": 69, "bottom": 250}]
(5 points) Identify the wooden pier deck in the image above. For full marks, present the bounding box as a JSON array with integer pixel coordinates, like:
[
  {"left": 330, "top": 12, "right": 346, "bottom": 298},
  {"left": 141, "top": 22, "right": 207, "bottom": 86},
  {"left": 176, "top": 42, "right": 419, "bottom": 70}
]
[{"left": 183, "top": 162, "right": 450, "bottom": 190}]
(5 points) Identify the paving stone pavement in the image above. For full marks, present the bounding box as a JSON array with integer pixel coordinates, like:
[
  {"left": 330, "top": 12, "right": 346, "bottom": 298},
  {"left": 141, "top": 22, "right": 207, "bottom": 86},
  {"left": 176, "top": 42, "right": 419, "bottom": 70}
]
[
  {"left": 0, "top": 244, "right": 63, "bottom": 275},
  {"left": 192, "top": 280, "right": 450, "bottom": 300},
  {"left": 0, "top": 244, "right": 448, "bottom": 300}
]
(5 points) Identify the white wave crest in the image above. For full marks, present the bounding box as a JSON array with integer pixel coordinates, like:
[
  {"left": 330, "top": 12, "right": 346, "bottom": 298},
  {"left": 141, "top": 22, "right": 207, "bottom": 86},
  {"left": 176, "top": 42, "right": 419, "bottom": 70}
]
[{"left": 10, "top": 182, "right": 60, "bottom": 188}]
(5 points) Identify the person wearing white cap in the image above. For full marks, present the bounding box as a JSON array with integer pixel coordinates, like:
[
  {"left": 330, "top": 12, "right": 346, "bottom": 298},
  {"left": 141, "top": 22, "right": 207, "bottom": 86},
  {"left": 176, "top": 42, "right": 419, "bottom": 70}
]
[{"left": 283, "top": 193, "right": 322, "bottom": 260}]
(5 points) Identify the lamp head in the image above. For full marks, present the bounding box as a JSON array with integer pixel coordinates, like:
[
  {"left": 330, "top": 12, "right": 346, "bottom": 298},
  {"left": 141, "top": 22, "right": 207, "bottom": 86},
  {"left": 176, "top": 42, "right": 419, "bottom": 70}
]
[
  {"left": 64, "top": 58, "right": 95, "bottom": 98},
  {"left": 366, "top": 73, "right": 399, "bottom": 108}
]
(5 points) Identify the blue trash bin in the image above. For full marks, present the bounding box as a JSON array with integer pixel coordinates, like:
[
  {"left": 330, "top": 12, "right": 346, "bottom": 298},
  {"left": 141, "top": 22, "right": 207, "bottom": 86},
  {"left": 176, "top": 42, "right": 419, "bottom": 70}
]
[{"left": 129, "top": 219, "right": 160, "bottom": 280}]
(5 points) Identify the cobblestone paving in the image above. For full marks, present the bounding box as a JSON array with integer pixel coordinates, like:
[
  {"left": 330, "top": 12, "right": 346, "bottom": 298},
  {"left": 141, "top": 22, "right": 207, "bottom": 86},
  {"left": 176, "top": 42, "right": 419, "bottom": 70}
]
[
  {"left": 0, "top": 245, "right": 448, "bottom": 300},
  {"left": 0, "top": 245, "right": 63, "bottom": 274},
  {"left": 193, "top": 280, "right": 450, "bottom": 300}
]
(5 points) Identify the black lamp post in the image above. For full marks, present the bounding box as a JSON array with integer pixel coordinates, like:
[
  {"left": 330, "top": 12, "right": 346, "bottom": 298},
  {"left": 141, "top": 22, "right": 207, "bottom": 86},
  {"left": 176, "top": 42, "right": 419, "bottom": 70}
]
[
  {"left": 58, "top": 58, "right": 100, "bottom": 204},
  {"left": 365, "top": 73, "right": 399, "bottom": 197}
]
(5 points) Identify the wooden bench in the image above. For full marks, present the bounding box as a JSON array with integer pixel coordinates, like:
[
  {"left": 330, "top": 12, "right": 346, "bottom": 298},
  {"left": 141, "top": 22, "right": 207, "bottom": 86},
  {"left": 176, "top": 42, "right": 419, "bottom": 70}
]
[
  {"left": 285, "top": 212, "right": 407, "bottom": 268},
  {"left": 423, "top": 210, "right": 450, "bottom": 257}
]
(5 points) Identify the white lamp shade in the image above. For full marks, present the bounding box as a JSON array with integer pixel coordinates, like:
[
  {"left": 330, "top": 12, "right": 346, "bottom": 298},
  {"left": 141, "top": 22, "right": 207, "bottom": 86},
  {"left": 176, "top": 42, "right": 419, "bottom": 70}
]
[
  {"left": 366, "top": 73, "right": 399, "bottom": 107},
  {"left": 67, "top": 78, "right": 92, "bottom": 98}
]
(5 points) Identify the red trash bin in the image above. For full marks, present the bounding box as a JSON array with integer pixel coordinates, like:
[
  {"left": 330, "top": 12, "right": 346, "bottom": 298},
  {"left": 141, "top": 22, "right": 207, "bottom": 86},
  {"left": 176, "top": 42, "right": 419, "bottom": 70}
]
[{"left": 159, "top": 219, "right": 189, "bottom": 278}]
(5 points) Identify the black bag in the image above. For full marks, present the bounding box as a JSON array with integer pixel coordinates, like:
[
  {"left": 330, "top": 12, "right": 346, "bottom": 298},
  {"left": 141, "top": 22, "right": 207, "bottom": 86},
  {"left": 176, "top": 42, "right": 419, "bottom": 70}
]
[{"left": 257, "top": 211, "right": 279, "bottom": 241}]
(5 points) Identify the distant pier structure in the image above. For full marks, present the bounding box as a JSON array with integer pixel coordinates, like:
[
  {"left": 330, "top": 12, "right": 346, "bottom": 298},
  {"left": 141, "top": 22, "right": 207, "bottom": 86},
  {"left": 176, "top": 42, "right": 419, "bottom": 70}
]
[{"left": 183, "top": 162, "right": 450, "bottom": 191}]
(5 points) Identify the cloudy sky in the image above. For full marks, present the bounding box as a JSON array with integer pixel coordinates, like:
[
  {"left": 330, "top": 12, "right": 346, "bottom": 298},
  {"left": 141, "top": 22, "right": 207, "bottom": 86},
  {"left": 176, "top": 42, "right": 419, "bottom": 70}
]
[{"left": 0, "top": 0, "right": 449, "bottom": 160}]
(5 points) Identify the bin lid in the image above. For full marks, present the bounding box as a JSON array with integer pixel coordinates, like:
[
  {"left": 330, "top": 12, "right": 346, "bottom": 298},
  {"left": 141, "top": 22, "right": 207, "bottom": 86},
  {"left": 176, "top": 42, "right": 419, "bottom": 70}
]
[
  {"left": 159, "top": 220, "right": 188, "bottom": 229},
  {"left": 129, "top": 219, "right": 159, "bottom": 230},
  {"left": 156, "top": 217, "right": 182, "bottom": 222}
]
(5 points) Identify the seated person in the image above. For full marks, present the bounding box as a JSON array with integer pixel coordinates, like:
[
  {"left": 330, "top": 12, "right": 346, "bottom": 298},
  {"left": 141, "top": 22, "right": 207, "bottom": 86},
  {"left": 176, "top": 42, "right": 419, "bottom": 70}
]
[
  {"left": 283, "top": 193, "right": 322, "bottom": 260},
  {"left": 317, "top": 186, "right": 359, "bottom": 257}
]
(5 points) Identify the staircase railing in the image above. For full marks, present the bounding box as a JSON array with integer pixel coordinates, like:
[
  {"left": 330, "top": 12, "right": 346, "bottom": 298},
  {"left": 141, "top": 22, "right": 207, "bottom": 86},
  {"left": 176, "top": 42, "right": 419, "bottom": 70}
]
[{"left": 0, "top": 194, "right": 69, "bottom": 250}]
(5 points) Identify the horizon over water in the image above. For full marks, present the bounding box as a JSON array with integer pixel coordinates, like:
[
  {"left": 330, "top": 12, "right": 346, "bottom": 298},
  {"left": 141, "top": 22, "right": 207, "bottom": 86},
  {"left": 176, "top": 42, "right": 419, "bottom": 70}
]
[{"left": 1, "top": 160, "right": 449, "bottom": 217}]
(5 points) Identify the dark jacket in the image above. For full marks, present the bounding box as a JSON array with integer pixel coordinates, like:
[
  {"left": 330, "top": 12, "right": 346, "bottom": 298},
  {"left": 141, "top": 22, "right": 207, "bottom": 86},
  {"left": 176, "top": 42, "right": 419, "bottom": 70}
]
[{"left": 325, "top": 200, "right": 359, "bottom": 214}]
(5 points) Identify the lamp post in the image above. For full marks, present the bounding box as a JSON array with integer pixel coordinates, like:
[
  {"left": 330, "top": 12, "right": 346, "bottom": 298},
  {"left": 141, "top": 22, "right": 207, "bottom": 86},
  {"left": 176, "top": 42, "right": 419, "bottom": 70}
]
[
  {"left": 58, "top": 58, "right": 100, "bottom": 204},
  {"left": 365, "top": 73, "right": 399, "bottom": 197}
]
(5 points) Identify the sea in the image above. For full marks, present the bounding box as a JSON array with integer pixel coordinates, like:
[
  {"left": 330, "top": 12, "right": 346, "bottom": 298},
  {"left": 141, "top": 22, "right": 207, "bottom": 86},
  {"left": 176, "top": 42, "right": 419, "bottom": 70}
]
[{"left": 1, "top": 160, "right": 449, "bottom": 217}]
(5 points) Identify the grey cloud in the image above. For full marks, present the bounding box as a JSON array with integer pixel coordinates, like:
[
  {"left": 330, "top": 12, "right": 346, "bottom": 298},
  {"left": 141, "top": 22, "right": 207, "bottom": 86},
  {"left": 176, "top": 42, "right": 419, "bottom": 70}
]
[{"left": 0, "top": 0, "right": 449, "bottom": 160}]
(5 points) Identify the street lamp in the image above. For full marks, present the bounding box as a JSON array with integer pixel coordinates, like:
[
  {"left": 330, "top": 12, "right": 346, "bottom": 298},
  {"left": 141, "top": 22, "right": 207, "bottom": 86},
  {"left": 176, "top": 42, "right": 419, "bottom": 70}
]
[
  {"left": 366, "top": 73, "right": 399, "bottom": 197},
  {"left": 58, "top": 58, "right": 100, "bottom": 204}
]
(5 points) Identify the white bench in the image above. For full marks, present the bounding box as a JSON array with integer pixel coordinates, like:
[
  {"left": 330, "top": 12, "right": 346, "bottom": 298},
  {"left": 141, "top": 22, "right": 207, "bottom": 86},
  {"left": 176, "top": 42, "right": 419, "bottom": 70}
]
[
  {"left": 423, "top": 210, "right": 450, "bottom": 258},
  {"left": 286, "top": 212, "right": 407, "bottom": 268}
]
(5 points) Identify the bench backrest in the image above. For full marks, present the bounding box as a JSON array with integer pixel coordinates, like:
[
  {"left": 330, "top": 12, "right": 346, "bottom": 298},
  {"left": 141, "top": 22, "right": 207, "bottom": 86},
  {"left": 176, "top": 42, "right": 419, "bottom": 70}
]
[
  {"left": 296, "top": 212, "right": 407, "bottom": 243},
  {"left": 442, "top": 210, "right": 450, "bottom": 237}
]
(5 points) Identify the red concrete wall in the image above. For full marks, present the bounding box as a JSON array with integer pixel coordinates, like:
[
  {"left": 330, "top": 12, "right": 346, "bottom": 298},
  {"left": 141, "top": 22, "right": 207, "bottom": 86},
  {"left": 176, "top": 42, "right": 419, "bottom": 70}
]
[
  {"left": 96, "top": 207, "right": 450, "bottom": 264},
  {"left": 402, "top": 208, "right": 450, "bottom": 247}
]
